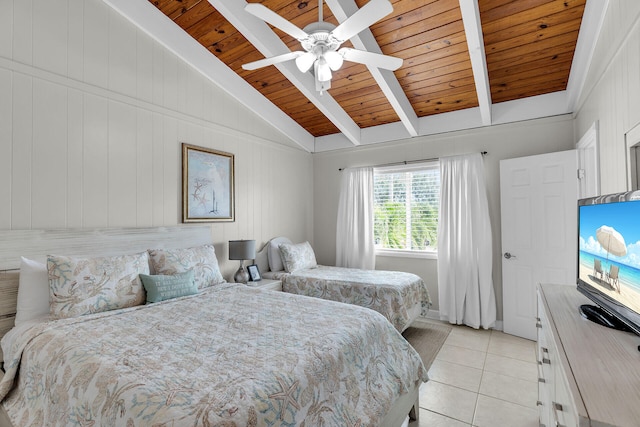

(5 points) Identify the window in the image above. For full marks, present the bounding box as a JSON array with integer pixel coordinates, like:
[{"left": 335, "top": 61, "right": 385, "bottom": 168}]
[{"left": 373, "top": 162, "right": 440, "bottom": 254}]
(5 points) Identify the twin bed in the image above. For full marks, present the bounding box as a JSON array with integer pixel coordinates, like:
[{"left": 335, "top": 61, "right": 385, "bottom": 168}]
[
  {"left": 257, "top": 238, "right": 431, "bottom": 332},
  {"left": 0, "top": 227, "right": 428, "bottom": 427}
]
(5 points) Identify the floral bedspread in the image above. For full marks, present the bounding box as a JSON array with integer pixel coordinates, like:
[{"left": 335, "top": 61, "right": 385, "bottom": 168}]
[
  {"left": 268, "top": 266, "right": 431, "bottom": 332},
  {"left": 0, "top": 283, "right": 426, "bottom": 427}
]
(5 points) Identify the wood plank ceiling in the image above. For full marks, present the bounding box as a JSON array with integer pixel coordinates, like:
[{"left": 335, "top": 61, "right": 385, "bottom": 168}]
[{"left": 148, "top": 0, "right": 586, "bottom": 139}]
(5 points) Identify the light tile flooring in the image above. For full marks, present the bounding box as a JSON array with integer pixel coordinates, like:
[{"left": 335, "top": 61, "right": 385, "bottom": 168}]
[{"left": 415, "top": 324, "right": 539, "bottom": 427}]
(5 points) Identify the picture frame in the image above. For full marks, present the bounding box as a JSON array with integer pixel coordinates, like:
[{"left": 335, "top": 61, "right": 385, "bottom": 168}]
[
  {"left": 247, "top": 264, "right": 261, "bottom": 282},
  {"left": 182, "top": 143, "right": 235, "bottom": 222}
]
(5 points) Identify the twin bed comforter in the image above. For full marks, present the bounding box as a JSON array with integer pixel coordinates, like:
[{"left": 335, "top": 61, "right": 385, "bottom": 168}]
[
  {"left": 265, "top": 266, "right": 431, "bottom": 332},
  {"left": 0, "top": 283, "right": 426, "bottom": 426}
]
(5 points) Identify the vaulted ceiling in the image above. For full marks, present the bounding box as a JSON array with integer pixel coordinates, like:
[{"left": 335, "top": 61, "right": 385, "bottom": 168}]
[{"left": 104, "top": 0, "right": 606, "bottom": 152}]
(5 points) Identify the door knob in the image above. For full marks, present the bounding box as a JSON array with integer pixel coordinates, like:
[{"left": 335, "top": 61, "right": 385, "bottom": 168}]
[{"left": 504, "top": 252, "right": 516, "bottom": 259}]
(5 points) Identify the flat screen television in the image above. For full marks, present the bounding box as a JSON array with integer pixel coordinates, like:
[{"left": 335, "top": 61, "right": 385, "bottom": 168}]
[{"left": 577, "top": 190, "right": 640, "bottom": 335}]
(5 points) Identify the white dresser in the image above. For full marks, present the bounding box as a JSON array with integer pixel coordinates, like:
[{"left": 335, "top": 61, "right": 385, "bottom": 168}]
[{"left": 537, "top": 284, "right": 640, "bottom": 427}]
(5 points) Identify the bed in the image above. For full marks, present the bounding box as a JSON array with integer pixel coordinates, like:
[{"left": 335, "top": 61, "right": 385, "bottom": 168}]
[
  {"left": 257, "top": 238, "right": 431, "bottom": 332},
  {"left": 0, "top": 227, "right": 426, "bottom": 427}
]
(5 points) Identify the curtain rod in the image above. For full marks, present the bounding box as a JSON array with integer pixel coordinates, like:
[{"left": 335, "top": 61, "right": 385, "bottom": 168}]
[{"left": 338, "top": 151, "right": 487, "bottom": 171}]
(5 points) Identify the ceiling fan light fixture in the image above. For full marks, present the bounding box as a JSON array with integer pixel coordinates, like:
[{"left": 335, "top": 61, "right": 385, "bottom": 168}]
[
  {"left": 324, "top": 50, "right": 344, "bottom": 71},
  {"left": 243, "top": 0, "right": 401, "bottom": 94},
  {"left": 316, "top": 57, "right": 332, "bottom": 82},
  {"left": 296, "top": 52, "right": 316, "bottom": 73}
]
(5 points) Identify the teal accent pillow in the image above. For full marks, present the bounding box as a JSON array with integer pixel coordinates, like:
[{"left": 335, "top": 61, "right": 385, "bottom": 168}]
[{"left": 140, "top": 270, "right": 198, "bottom": 303}]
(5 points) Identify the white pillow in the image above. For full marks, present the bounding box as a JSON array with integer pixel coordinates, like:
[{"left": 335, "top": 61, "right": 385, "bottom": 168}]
[
  {"left": 255, "top": 243, "right": 270, "bottom": 274},
  {"left": 267, "top": 237, "right": 292, "bottom": 272},
  {"left": 279, "top": 241, "right": 318, "bottom": 273},
  {"left": 15, "top": 257, "right": 49, "bottom": 326}
]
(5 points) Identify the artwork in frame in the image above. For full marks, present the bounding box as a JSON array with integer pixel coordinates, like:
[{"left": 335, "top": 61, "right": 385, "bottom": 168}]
[{"left": 182, "top": 143, "right": 235, "bottom": 222}]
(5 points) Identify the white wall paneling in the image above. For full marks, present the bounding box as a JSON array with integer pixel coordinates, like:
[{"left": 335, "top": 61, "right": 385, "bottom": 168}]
[
  {"left": 10, "top": 73, "right": 32, "bottom": 230},
  {"left": 0, "top": 0, "right": 12, "bottom": 60},
  {"left": 67, "top": 88, "right": 84, "bottom": 228},
  {"left": 33, "top": 0, "right": 67, "bottom": 77},
  {"left": 574, "top": 1, "right": 640, "bottom": 194},
  {"left": 0, "top": 0, "right": 313, "bottom": 280},
  {"left": 32, "top": 79, "right": 67, "bottom": 229},
  {"left": 83, "top": 93, "right": 109, "bottom": 228},
  {"left": 68, "top": 0, "right": 85, "bottom": 83},
  {"left": 0, "top": 69, "right": 12, "bottom": 228},
  {"left": 12, "top": 0, "right": 33, "bottom": 67}
]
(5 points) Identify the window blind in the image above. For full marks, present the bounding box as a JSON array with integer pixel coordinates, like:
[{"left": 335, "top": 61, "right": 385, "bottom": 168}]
[{"left": 373, "top": 162, "right": 440, "bottom": 251}]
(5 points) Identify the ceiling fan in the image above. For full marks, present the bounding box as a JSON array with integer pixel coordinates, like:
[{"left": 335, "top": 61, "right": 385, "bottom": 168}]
[{"left": 242, "top": 0, "right": 403, "bottom": 93}]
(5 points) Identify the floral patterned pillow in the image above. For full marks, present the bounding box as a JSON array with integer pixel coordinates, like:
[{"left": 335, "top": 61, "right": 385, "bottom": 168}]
[
  {"left": 279, "top": 241, "right": 318, "bottom": 273},
  {"left": 147, "top": 245, "right": 224, "bottom": 289},
  {"left": 48, "top": 252, "right": 149, "bottom": 319}
]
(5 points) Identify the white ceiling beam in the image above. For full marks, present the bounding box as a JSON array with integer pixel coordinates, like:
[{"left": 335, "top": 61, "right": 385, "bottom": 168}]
[
  {"left": 102, "top": 0, "right": 315, "bottom": 152},
  {"left": 209, "top": 0, "right": 362, "bottom": 147},
  {"left": 459, "top": 0, "right": 492, "bottom": 126},
  {"left": 326, "top": 0, "right": 419, "bottom": 137}
]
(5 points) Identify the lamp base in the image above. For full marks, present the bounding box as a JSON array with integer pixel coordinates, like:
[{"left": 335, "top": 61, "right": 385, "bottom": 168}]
[{"left": 234, "top": 267, "right": 250, "bottom": 284}]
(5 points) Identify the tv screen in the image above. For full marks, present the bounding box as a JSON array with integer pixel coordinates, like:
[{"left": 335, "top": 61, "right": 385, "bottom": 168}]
[{"left": 577, "top": 190, "right": 640, "bottom": 335}]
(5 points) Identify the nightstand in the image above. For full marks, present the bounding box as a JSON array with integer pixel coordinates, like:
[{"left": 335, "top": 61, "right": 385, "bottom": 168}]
[{"left": 245, "top": 278, "right": 282, "bottom": 292}]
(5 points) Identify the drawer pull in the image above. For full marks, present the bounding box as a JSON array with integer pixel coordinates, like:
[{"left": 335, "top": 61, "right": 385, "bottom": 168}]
[
  {"left": 542, "top": 357, "right": 551, "bottom": 364},
  {"left": 536, "top": 321, "right": 542, "bottom": 328},
  {"left": 541, "top": 347, "right": 549, "bottom": 353},
  {"left": 537, "top": 400, "right": 543, "bottom": 406},
  {"left": 538, "top": 377, "right": 546, "bottom": 383},
  {"left": 552, "top": 401, "right": 565, "bottom": 427}
]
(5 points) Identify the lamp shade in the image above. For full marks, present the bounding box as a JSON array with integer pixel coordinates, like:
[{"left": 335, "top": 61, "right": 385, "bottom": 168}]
[{"left": 229, "top": 240, "right": 256, "bottom": 260}]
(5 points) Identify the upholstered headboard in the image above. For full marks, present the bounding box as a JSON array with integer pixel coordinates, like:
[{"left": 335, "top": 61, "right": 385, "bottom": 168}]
[{"left": 0, "top": 226, "right": 213, "bottom": 363}]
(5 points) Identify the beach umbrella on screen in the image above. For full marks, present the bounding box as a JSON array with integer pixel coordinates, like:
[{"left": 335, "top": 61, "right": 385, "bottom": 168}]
[{"left": 596, "top": 225, "right": 627, "bottom": 257}]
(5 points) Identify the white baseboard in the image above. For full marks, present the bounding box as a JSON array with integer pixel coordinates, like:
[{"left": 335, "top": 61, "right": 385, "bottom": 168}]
[{"left": 420, "top": 309, "right": 504, "bottom": 331}]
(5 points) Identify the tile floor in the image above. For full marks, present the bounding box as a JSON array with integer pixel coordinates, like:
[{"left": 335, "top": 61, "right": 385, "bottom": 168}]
[{"left": 415, "top": 324, "right": 539, "bottom": 427}]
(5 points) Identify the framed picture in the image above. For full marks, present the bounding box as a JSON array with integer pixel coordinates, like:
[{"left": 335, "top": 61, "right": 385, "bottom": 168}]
[
  {"left": 247, "top": 264, "right": 261, "bottom": 282},
  {"left": 182, "top": 143, "right": 235, "bottom": 222}
]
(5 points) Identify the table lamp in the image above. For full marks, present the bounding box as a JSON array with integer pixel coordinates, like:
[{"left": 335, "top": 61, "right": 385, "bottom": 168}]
[{"left": 228, "top": 239, "right": 256, "bottom": 284}]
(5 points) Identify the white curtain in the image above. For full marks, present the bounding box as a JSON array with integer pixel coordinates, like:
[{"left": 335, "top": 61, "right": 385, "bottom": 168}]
[
  {"left": 438, "top": 153, "right": 496, "bottom": 329},
  {"left": 336, "top": 167, "right": 375, "bottom": 269}
]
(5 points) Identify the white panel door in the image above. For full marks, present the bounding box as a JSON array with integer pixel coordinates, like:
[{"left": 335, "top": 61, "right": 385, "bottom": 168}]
[{"left": 500, "top": 150, "right": 578, "bottom": 340}]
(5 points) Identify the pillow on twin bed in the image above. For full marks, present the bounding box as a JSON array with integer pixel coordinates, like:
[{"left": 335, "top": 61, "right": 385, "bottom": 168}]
[
  {"left": 139, "top": 270, "right": 198, "bottom": 303},
  {"left": 15, "top": 257, "right": 50, "bottom": 326},
  {"left": 147, "top": 244, "right": 224, "bottom": 289},
  {"left": 267, "top": 237, "right": 292, "bottom": 272},
  {"left": 254, "top": 243, "right": 270, "bottom": 275},
  {"left": 279, "top": 241, "right": 318, "bottom": 273},
  {"left": 48, "top": 252, "right": 149, "bottom": 320}
]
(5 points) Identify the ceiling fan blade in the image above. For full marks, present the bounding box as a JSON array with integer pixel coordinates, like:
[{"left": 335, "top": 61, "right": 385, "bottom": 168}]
[
  {"left": 339, "top": 48, "right": 403, "bottom": 71},
  {"left": 242, "top": 51, "right": 305, "bottom": 71},
  {"left": 331, "top": 0, "right": 393, "bottom": 42},
  {"left": 245, "top": 3, "right": 309, "bottom": 41}
]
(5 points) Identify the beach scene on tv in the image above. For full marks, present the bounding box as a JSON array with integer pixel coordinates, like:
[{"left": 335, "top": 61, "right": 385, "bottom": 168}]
[{"left": 579, "top": 201, "right": 640, "bottom": 316}]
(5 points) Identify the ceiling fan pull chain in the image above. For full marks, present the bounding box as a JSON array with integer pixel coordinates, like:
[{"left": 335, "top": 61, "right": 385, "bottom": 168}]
[{"left": 319, "top": 0, "right": 323, "bottom": 23}]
